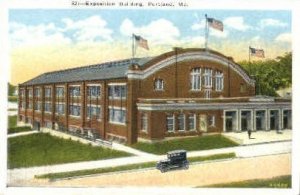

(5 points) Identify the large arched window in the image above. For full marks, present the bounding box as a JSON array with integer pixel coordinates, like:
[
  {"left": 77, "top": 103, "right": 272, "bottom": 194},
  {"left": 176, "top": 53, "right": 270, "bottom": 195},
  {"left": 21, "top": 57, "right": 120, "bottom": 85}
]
[
  {"left": 203, "top": 68, "right": 213, "bottom": 88},
  {"left": 215, "top": 71, "right": 224, "bottom": 91},
  {"left": 190, "top": 68, "right": 201, "bottom": 90}
]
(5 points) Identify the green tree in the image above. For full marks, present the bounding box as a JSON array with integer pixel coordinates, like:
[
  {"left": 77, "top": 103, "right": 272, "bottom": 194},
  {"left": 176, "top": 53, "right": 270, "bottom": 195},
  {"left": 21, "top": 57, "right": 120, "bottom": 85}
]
[
  {"left": 239, "top": 52, "right": 292, "bottom": 96},
  {"left": 8, "top": 83, "right": 16, "bottom": 96}
]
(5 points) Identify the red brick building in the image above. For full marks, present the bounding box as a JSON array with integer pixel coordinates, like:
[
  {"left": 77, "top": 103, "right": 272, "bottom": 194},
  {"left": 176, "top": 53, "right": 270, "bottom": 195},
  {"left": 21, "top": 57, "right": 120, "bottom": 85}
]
[{"left": 18, "top": 48, "right": 292, "bottom": 144}]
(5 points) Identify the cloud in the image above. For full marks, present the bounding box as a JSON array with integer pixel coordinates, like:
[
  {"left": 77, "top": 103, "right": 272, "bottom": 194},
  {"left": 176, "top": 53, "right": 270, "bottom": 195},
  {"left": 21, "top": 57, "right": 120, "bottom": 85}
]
[
  {"left": 275, "top": 33, "right": 291, "bottom": 43},
  {"left": 210, "top": 28, "right": 228, "bottom": 38},
  {"left": 10, "top": 22, "right": 71, "bottom": 48},
  {"left": 260, "top": 18, "right": 287, "bottom": 28},
  {"left": 120, "top": 18, "right": 180, "bottom": 44},
  {"left": 224, "top": 17, "right": 251, "bottom": 31},
  {"left": 191, "top": 19, "right": 206, "bottom": 30},
  {"left": 62, "top": 16, "right": 113, "bottom": 42}
]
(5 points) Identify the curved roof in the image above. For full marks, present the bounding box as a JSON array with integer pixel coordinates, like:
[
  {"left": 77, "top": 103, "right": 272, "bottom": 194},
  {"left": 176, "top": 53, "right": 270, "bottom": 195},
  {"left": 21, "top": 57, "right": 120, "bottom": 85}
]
[{"left": 20, "top": 48, "right": 254, "bottom": 86}]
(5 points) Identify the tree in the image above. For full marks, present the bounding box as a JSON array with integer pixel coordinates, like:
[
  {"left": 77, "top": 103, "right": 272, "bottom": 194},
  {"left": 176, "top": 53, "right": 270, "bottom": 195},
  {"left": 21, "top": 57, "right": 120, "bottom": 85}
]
[
  {"left": 8, "top": 83, "right": 16, "bottom": 96},
  {"left": 239, "top": 52, "right": 292, "bottom": 96}
]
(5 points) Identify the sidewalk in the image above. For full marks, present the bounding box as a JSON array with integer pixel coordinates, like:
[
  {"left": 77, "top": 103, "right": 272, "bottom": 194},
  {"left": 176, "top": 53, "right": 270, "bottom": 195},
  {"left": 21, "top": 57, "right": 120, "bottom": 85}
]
[
  {"left": 222, "top": 130, "right": 291, "bottom": 145},
  {"left": 7, "top": 130, "right": 39, "bottom": 138}
]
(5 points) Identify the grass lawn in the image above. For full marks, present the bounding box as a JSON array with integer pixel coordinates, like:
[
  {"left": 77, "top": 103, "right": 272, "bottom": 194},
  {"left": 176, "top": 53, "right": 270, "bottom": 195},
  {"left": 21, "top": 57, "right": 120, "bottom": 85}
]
[
  {"left": 8, "top": 133, "right": 131, "bottom": 169},
  {"left": 130, "top": 134, "right": 239, "bottom": 154},
  {"left": 35, "top": 152, "right": 236, "bottom": 180},
  {"left": 8, "top": 115, "right": 32, "bottom": 134},
  {"left": 204, "top": 175, "right": 291, "bottom": 188}
]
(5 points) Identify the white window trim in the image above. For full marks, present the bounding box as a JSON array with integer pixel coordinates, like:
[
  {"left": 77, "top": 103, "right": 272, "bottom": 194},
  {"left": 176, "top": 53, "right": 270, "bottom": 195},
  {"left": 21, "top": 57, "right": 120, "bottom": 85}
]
[
  {"left": 178, "top": 114, "right": 186, "bottom": 131},
  {"left": 86, "top": 105, "right": 101, "bottom": 121},
  {"left": 167, "top": 114, "right": 175, "bottom": 132},
  {"left": 108, "top": 106, "right": 126, "bottom": 125},
  {"left": 69, "top": 104, "right": 81, "bottom": 117},
  {"left": 188, "top": 114, "right": 196, "bottom": 131},
  {"left": 44, "top": 101, "right": 52, "bottom": 113},
  {"left": 87, "top": 85, "right": 101, "bottom": 98},
  {"left": 215, "top": 72, "right": 224, "bottom": 92},
  {"left": 55, "top": 103, "right": 65, "bottom": 115},
  {"left": 190, "top": 68, "right": 201, "bottom": 91},
  {"left": 154, "top": 79, "right": 164, "bottom": 91},
  {"left": 141, "top": 113, "right": 148, "bottom": 132}
]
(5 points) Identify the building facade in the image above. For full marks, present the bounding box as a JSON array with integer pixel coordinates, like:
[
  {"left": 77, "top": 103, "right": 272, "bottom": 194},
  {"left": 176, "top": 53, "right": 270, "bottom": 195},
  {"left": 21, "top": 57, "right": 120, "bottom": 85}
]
[{"left": 18, "top": 48, "right": 292, "bottom": 144}]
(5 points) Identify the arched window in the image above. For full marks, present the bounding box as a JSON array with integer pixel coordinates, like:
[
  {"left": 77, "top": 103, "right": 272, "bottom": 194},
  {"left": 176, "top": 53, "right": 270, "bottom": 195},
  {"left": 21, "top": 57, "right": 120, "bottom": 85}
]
[
  {"left": 154, "top": 79, "right": 164, "bottom": 91},
  {"left": 203, "top": 68, "right": 213, "bottom": 88},
  {"left": 190, "top": 68, "right": 201, "bottom": 90},
  {"left": 215, "top": 71, "right": 224, "bottom": 91}
]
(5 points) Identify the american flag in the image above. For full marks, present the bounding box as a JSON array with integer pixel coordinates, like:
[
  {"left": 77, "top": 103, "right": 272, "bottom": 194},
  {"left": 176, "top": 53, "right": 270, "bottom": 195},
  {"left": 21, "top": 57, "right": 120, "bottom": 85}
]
[
  {"left": 134, "top": 34, "right": 149, "bottom": 50},
  {"left": 207, "top": 17, "right": 223, "bottom": 32},
  {"left": 249, "top": 47, "right": 265, "bottom": 58}
]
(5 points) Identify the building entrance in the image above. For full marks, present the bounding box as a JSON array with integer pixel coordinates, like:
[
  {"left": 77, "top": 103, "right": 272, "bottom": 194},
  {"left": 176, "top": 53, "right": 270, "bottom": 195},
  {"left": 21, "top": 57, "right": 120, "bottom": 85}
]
[
  {"left": 255, "top": 110, "right": 266, "bottom": 130},
  {"left": 241, "top": 111, "right": 251, "bottom": 131},
  {"left": 283, "top": 110, "right": 292, "bottom": 129},
  {"left": 270, "top": 110, "right": 279, "bottom": 130},
  {"left": 225, "top": 111, "right": 237, "bottom": 132}
]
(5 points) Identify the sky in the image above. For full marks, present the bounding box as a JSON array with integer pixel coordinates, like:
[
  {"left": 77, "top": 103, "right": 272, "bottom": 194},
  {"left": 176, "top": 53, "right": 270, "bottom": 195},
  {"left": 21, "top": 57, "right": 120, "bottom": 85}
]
[{"left": 9, "top": 9, "right": 291, "bottom": 85}]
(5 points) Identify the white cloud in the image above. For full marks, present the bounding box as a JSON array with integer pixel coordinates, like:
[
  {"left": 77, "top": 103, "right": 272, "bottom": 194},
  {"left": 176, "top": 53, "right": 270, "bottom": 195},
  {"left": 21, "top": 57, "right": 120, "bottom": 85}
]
[
  {"left": 275, "top": 33, "right": 291, "bottom": 43},
  {"left": 260, "top": 18, "right": 287, "bottom": 28},
  {"left": 62, "top": 16, "right": 113, "bottom": 42},
  {"left": 210, "top": 28, "right": 228, "bottom": 38},
  {"left": 120, "top": 18, "right": 180, "bottom": 44},
  {"left": 10, "top": 22, "right": 71, "bottom": 48},
  {"left": 224, "top": 17, "right": 251, "bottom": 31},
  {"left": 191, "top": 19, "right": 206, "bottom": 30}
]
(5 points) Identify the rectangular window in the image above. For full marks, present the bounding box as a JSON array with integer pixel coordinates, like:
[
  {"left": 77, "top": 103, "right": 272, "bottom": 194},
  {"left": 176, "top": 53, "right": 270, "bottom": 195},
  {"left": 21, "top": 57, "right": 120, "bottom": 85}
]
[
  {"left": 56, "top": 87, "right": 64, "bottom": 97},
  {"left": 154, "top": 79, "right": 164, "bottom": 91},
  {"left": 35, "top": 88, "right": 41, "bottom": 97},
  {"left": 208, "top": 115, "right": 215, "bottom": 127},
  {"left": 178, "top": 114, "right": 185, "bottom": 131},
  {"left": 109, "top": 107, "right": 126, "bottom": 124},
  {"left": 203, "top": 68, "right": 213, "bottom": 88},
  {"left": 28, "top": 89, "right": 33, "bottom": 97},
  {"left": 166, "top": 114, "right": 175, "bottom": 132},
  {"left": 215, "top": 71, "right": 224, "bottom": 91},
  {"left": 45, "top": 88, "right": 52, "bottom": 98},
  {"left": 191, "top": 68, "right": 201, "bottom": 90},
  {"left": 20, "top": 89, "right": 25, "bottom": 99},
  {"left": 27, "top": 101, "right": 32, "bottom": 109},
  {"left": 21, "top": 102, "right": 26, "bottom": 109},
  {"left": 69, "top": 86, "right": 81, "bottom": 97},
  {"left": 44, "top": 102, "right": 52, "bottom": 112},
  {"left": 87, "top": 105, "right": 101, "bottom": 120},
  {"left": 188, "top": 114, "right": 196, "bottom": 130},
  {"left": 141, "top": 113, "right": 148, "bottom": 132},
  {"left": 55, "top": 103, "right": 65, "bottom": 115},
  {"left": 69, "top": 105, "right": 81, "bottom": 116},
  {"left": 108, "top": 85, "right": 127, "bottom": 99},
  {"left": 34, "top": 102, "right": 42, "bottom": 111},
  {"left": 87, "top": 85, "right": 101, "bottom": 98}
]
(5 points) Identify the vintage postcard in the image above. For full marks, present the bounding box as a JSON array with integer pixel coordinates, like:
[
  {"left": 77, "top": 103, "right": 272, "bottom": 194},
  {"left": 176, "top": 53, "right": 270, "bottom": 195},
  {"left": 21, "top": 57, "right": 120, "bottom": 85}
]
[{"left": 1, "top": 0, "right": 299, "bottom": 194}]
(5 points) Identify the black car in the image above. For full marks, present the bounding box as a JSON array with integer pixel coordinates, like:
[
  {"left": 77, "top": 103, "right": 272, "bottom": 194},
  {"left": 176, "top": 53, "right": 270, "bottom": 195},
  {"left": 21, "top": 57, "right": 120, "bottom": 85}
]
[{"left": 156, "top": 150, "right": 189, "bottom": 173}]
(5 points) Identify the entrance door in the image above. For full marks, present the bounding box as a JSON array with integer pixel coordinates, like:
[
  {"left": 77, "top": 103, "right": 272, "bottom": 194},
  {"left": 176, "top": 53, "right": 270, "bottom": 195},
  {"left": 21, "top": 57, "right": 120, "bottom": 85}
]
[
  {"left": 241, "top": 111, "right": 251, "bottom": 131},
  {"left": 225, "top": 111, "right": 237, "bottom": 132},
  {"left": 255, "top": 110, "right": 266, "bottom": 130},
  {"left": 199, "top": 115, "right": 207, "bottom": 132},
  {"left": 283, "top": 110, "right": 292, "bottom": 129},
  {"left": 270, "top": 110, "right": 279, "bottom": 130}
]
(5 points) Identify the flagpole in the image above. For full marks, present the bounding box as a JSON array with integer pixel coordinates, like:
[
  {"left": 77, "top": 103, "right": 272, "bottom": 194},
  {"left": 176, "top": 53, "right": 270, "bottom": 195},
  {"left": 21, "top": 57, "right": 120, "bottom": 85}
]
[
  {"left": 205, "top": 14, "right": 208, "bottom": 50},
  {"left": 132, "top": 34, "right": 134, "bottom": 64}
]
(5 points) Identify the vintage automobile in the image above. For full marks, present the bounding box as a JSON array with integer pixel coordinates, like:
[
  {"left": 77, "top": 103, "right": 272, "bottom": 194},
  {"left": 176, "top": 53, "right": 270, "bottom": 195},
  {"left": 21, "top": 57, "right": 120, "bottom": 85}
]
[{"left": 156, "top": 150, "right": 189, "bottom": 173}]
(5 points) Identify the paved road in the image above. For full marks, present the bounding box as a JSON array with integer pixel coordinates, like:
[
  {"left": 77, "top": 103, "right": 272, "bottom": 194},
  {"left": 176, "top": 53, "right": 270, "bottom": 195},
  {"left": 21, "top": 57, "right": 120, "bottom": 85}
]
[
  {"left": 7, "top": 141, "right": 291, "bottom": 186},
  {"left": 26, "top": 153, "right": 292, "bottom": 187}
]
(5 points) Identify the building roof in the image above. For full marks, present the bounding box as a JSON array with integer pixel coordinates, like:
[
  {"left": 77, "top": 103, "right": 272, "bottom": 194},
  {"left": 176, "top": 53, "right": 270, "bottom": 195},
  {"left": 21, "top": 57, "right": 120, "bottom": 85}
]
[{"left": 20, "top": 57, "right": 153, "bottom": 86}]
